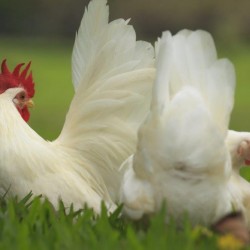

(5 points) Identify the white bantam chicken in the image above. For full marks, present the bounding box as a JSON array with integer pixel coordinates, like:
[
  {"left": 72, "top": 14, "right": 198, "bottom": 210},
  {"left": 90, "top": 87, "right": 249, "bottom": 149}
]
[
  {"left": 120, "top": 30, "right": 250, "bottom": 227},
  {"left": 0, "top": 0, "right": 154, "bottom": 212}
]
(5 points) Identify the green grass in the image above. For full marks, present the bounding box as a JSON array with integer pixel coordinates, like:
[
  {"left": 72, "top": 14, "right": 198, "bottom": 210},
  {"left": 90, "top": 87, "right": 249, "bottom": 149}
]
[
  {"left": 1, "top": 37, "right": 250, "bottom": 249},
  {"left": 0, "top": 194, "right": 221, "bottom": 250}
]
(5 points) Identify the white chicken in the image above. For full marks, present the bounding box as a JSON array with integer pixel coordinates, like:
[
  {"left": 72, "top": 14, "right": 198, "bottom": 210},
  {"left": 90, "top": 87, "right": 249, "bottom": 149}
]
[
  {"left": 120, "top": 30, "right": 250, "bottom": 226},
  {"left": 0, "top": 0, "right": 155, "bottom": 213}
]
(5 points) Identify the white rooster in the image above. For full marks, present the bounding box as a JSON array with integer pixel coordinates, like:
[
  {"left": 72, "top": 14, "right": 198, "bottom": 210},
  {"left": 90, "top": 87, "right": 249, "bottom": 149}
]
[
  {"left": 120, "top": 30, "right": 250, "bottom": 227},
  {"left": 0, "top": 0, "right": 155, "bottom": 212}
]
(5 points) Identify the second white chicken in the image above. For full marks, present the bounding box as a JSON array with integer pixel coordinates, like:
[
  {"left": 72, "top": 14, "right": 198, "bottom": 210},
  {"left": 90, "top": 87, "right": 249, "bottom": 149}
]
[{"left": 120, "top": 30, "right": 249, "bottom": 226}]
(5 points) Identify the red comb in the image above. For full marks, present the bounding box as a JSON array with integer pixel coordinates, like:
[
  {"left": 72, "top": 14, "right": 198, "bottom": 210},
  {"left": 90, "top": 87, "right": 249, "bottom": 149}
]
[{"left": 0, "top": 59, "right": 35, "bottom": 98}]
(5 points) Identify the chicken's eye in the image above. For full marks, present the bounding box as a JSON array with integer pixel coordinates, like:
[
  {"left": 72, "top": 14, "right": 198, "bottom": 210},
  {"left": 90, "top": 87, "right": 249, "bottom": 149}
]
[{"left": 16, "top": 91, "right": 27, "bottom": 101}]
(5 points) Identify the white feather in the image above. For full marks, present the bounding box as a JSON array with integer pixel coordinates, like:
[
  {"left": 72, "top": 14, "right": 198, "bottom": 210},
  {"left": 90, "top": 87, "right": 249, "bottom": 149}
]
[
  {"left": 121, "top": 30, "right": 242, "bottom": 226},
  {"left": 151, "top": 31, "right": 172, "bottom": 115},
  {"left": 0, "top": 0, "right": 154, "bottom": 211},
  {"left": 0, "top": 88, "right": 112, "bottom": 212},
  {"left": 55, "top": 0, "right": 155, "bottom": 201}
]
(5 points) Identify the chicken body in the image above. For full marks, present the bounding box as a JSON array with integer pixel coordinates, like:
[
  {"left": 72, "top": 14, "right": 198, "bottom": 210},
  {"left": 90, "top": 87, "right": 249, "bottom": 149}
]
[
  {"left": 0, "top": 88, "right": 113, "bottom": 212},
  {"left": 0, "top": 0, "right": 154, "bottom": 212},
  {"left": 120, "top": 30, "right": 249, "bottom": 226}
]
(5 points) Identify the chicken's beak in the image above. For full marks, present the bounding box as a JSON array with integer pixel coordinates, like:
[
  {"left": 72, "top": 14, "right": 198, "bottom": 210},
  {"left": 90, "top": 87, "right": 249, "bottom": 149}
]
[{"left": 26, "top": 99, "right": 34, "bottom": 108}]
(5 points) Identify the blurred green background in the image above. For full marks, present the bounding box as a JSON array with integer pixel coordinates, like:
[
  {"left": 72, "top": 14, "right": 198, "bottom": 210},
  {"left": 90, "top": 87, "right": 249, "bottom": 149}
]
[{"left": 0, "top": 0, "right": 250, "bottom": 141}]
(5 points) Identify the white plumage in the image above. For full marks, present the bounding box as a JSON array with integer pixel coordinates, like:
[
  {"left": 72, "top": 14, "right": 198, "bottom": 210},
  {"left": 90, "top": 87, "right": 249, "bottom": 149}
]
[
  {"left": 2, "top": 0, "right": 250, "bottom": 225},
  {"left": 120, "top": 30, "right": 250, "bottom": 226},
  {"left": 0, "top": 0, "right": 154, "bottom": 212}
]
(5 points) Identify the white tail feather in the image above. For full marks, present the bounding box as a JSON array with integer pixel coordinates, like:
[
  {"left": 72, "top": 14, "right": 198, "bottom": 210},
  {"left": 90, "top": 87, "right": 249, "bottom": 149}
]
[
  {"left": 54, "top": 0, "right": 155, "bottom": 201},
  {"left": 121, "top": 29, "right": 236, "bottom": 223},
  {"left": 135, "top": 30, "right": 235, "bottom": 177},
  {"left": 151, "top": 31, "right": 172, "bottom": 115}
]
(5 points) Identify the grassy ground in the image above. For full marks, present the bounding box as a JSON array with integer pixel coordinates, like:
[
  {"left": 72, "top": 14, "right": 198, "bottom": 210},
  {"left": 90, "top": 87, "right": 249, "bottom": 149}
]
[
  {"left": 1, "top": 37, "right": 250, "bottom": 249},
  {"left": 0, "top": 194, "right": 228, "bottom": 250}
]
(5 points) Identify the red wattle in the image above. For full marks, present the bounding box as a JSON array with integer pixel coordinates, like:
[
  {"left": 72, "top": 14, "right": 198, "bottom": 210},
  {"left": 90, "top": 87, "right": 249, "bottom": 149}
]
[{"left": 17, "top": 107, "right": 30, "bottom": 122}]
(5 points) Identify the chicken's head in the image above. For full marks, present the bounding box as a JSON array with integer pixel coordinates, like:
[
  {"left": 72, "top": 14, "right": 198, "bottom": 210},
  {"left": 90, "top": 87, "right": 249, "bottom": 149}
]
[{"left": 0, "top": 59, "right": 35, "bottom": 122}]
